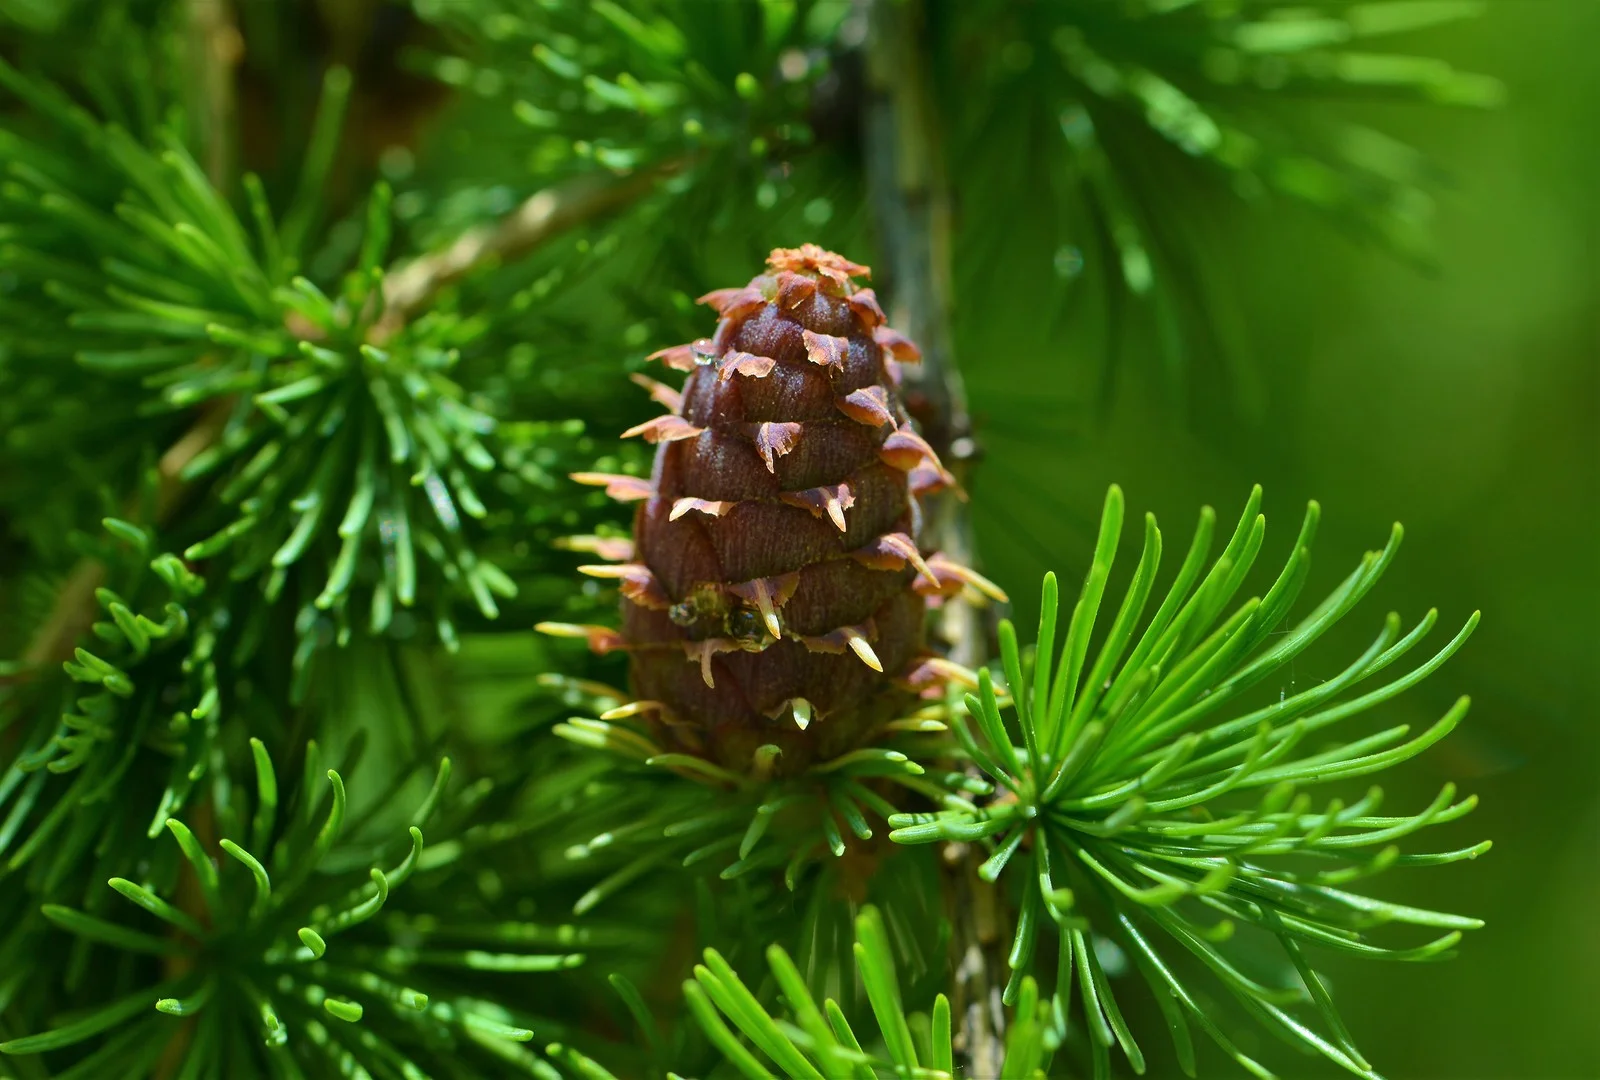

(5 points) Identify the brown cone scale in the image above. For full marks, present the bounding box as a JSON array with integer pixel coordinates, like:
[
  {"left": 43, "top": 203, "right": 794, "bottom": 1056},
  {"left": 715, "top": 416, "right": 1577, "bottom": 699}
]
[{"left": 575, "top": 246, "right": 985, "bottom": 775}]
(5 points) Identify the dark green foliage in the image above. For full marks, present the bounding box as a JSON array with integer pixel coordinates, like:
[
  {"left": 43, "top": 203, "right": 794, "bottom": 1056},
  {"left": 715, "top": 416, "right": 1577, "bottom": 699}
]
[
  {"left": 0, "top": 519, "right": 214, "bottom": 914},
  {"left": 0, "top": 59, "right": 526, "bottom": 659},
  {"left": 402, "top": 0, "right": 874, "bottom": 392},
  {"left": 414, "top": 0, "right": 848, "bottom": 178},
  {"left": 943, "top": 0, "right": 1501, "bottom": 408},
  {"left": 1, "top": 745, "right": 589, "bottom": 1078}
]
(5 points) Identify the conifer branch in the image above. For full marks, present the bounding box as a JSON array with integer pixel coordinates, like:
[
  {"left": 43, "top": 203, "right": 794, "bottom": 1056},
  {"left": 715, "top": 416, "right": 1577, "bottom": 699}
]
[
  {"left": 863, "top": 0, "right": 1006, "bottom": 1069},
  {"left": 373, "top": 162, "right": 678, "bottom": 341},
  {"left": 11, "top": 400, "right": 226, "bottom": 679},
  {"left": 3, "top": 0, "right": 238, "bottom": 679},
  {"left": 16, "top": 562, "right": 102, "bottom": 675},
  {"left": 184, "top": 0, "right": 242, "bottom": 187},
  {"left": 0, "top": 6, "right": 1502, "bottom": 1076},
  {"left": 888, "top": 486, "right": 1487, "bottom": 1079},
  {"left": 7, "top": 150, "right": 664, "bottom": 686},
  {"left": 7, "top": 9, "right": 238, "bottom": 682}
]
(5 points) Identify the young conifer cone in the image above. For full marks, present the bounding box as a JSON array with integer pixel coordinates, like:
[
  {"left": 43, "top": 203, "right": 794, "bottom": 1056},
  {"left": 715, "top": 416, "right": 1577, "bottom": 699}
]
[{"left": 568, "top": 245, "right": 999, "bottom": 774}]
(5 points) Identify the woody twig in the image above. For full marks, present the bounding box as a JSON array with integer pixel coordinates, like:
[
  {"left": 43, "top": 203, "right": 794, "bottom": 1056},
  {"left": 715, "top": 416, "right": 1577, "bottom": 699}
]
[{"left": 863, "top": 0, "right": 1008, "bottom": 1071}]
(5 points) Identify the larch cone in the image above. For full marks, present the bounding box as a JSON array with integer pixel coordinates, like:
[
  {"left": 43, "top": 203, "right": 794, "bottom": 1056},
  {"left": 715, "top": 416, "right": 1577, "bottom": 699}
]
[{"left": 567, "top": 245, "right": 999, "bottom": 775}]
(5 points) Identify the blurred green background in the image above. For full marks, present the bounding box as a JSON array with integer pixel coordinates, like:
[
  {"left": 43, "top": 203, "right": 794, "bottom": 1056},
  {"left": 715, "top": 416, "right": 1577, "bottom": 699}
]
[{"left": 961, "top": 3, "right": 1597, "bottom": 1076}]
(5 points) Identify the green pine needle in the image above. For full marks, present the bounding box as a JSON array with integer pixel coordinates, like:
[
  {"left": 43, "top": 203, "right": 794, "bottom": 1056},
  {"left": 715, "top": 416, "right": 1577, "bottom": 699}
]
[
  {"left": 0, "top": 59, "right": 537, "bottom": 679},
  {"left": 0, "top": 748, "right": 578, "bottom": 1076},
  {"left": 889, "top": 484, "right": 1487, "bottom": 1079},
  {"left": 553, "top": 701, "right": 968, "bottom": 898},
  {"left": 685, "top": 905, "right": 1054, "bottom": 1079},
  {"left": 0, "top": 519, "right": 214, "bottom": 915}
]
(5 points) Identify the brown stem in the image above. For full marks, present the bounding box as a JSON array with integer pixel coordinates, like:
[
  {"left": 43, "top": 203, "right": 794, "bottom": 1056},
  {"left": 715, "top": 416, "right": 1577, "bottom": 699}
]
[
  {"left": 371, "top": 162, "right": 678, "bottom": 342},
  {"left": 862, "top": 0, "right": 1009, "bottom": 1068},
  {"left": 186, "top": 0, "right": 243, "bottom": 187},
  {"left": 6, "top": 400, "right": 230, "bottom": 686},
  {"left": 861, "top": 0, "right": 980, "bottom": 665}
]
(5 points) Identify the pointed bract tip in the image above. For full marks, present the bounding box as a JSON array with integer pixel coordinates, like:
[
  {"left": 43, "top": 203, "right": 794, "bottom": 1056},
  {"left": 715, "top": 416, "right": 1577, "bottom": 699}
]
[
  {"left": 845, "top": 631, "right": 883, "bottom": 672},
  {"left": 670, "top": 497, "right": 734, "bottom": 521},
  {"left": 535, "top": 622, "right": 626, "bottom": 654},
  {"left": 571, "top": 472, "right": 652, "bottom": 502},
  {"left": 620, "top": 415, "right": 702, "bottom": 444}
]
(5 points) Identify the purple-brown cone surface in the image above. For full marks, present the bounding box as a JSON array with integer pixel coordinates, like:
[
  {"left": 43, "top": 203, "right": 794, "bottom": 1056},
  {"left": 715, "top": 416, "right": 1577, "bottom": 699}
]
[{"left": 569, "top": 246, "right": 998, "bottom": 774}]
